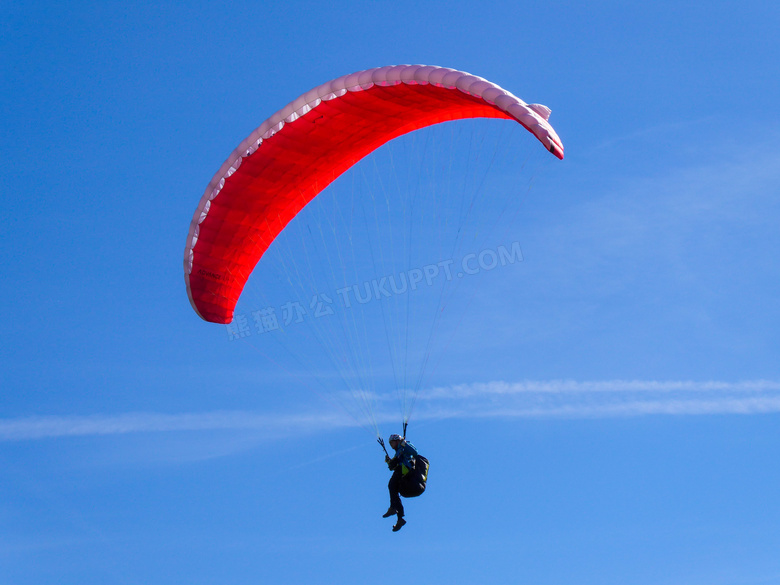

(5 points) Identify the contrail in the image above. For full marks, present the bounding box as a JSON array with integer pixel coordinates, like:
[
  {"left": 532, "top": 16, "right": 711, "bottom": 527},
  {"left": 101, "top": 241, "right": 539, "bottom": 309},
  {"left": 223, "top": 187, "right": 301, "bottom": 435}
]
[{"left": 2, "top": 379, "right": 778, "bottom": 441}]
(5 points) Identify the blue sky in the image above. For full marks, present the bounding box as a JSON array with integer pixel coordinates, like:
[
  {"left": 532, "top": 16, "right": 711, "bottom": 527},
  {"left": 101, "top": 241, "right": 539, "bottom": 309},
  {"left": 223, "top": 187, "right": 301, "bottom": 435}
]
[{"left": 2, "top": 1, "right": 780, "bottom": 584}]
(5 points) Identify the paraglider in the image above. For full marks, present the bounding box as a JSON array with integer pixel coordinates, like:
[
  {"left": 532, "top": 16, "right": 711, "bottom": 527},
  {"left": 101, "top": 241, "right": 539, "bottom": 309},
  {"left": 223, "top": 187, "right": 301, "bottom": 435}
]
[{"left": 184, "top": 64, "right": 563, "bottom": 529}]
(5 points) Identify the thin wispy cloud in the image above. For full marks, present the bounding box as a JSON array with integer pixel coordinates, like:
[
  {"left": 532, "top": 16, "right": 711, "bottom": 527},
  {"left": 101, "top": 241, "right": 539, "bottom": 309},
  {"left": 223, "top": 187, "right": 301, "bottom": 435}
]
[
  {"left": 2, "top": 380, "right": 779, "bottom": 442},
  {"left": 421, "top": 379, "right": 780, "bottom": 397},
  {"left": 539, "top": 140, "right": 780, "bottom": 276},
  {"left": 408, "top": 379, "right": 780, "bottom": 421},
  {"left": 0, "top": 411, "right": 355, "bottom": 442}
]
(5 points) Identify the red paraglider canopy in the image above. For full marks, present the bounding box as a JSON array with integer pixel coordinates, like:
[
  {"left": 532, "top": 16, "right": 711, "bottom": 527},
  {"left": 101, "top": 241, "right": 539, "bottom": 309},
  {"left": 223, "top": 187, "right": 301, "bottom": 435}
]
[{"left": 184, "top": 65, "right": 564, "bottom": 324}]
